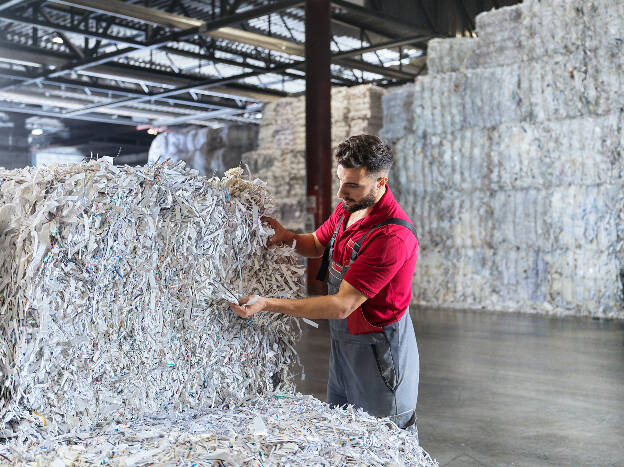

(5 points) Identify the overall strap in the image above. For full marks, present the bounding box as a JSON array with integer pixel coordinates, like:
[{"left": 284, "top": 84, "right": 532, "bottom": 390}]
[
  {"left": 350, "top": 218, "right": 418, "bottom": 262},
  {"left": 316, "top": 215, "right": 344, "bottom": 281}
]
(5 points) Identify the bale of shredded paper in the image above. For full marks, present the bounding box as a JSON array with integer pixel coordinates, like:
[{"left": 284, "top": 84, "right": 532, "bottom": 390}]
[
  {"left": 0, "top": 158, "right": 305, "bottom": 438},
  {"left": 3, "top": 393, "right": 437, "bottom": 466}
]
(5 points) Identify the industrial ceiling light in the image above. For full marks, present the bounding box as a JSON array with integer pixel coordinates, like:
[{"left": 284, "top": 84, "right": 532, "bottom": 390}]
[
  {"left": 31, "top": 128, "right": 43, "bottom": 136},
  {"left": 52, "top": 36, "right": 64, "bottom": 44},
  {"left": 147, "top": 128, "right": 158, "bottom": 135}
]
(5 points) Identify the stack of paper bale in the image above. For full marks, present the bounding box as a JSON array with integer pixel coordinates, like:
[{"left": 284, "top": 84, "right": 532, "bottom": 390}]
[
  {"left": 0, "top": 159, "right": 435, "bottom": 465},
  {"left": 148, "top": 124, "right": 258, "bottom": 175},
  {"left": 383, "top": 0, "right": 624, "bottom": 318},
  {"left": 257, "top": 97, "right": 306, "bottom": 151},
  {"left": 244, "top": 84, "right": 385, "bottom": 231},
  {"left": 246, "top": 97, "right": 307, "bottom": 232}
]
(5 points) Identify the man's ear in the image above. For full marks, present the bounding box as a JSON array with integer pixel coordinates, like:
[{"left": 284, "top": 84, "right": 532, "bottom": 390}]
[{"left": 377, "top": 176, "right": 388, "bottom": 188}]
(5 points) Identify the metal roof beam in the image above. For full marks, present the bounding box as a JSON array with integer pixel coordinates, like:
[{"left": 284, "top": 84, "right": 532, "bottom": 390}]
[
  {"left": 0, "top": 0, "right": 31, "bottom": 13},
  {"left": 0, "top": 0, "right": 304, "bottom": 91},
  {"left": 0, "top": 12, "right": 147, "bottom": 47},
  {"left": 49, "top": 0, "right": 308, "bottom": 55},
  {"left": 1, "top": 68, "right": 245, "bottom": 111},
  {"left": 60, "top": 50, "right": 410, "bottom": 122},
  {"left": 61, "top": 69, "right": 262, "bottom": 117},
  {"left": 50, "top": 0, "right": 204, "bottom": 29},
  {"left": 153, "top": 102, "right": 262, "bottom": 126},
  {"left": 0, "top": 102, "right": 140, "bottom": 125},
  {"left": 331, "top": 34, "right": 432, "bottom": 60},
  {"left": 330, "top": 0, "right": 433, "bottom": 39},
  {"left": 334, "top": 57, "right": 413, "bottom": 80},
  {"left": 162, "top": 44, "right": 357, "bottom": 86},
  {"left": 61, "top": 43, "right": 414, "bottom": 118},
  {"left": 42, "top": 0, "right": 418, "bottom": 80},
  {"left": 0, "top": 40, "right": 286, "bottom": 102},
  {"left": 51, "top": 0, "right": 307, "bottom": 56},
  {"left": 0, "top": 88, "right": 191, "bottom": 120},
  {"left": 39, "top": 8, "right": 85, "bottom": 58}
]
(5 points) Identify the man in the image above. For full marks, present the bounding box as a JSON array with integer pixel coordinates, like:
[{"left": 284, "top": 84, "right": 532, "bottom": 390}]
[{"left": 229, "top": 134, "right": 419, "bottom": 429}]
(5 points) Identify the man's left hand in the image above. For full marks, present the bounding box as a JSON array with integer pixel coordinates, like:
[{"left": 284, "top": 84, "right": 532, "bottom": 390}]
[{"left": 229, "top": 295, "right": 267, "bottom": 318}]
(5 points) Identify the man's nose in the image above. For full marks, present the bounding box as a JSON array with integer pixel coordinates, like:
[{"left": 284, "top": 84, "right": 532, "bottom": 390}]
[{"left": 337, "top": 183, "right": 346, "bottom": 199}]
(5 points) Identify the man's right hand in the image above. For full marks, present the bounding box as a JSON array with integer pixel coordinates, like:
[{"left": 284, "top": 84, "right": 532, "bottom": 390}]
[{"left": 262, "top": 216, "right": 295, "bottom": 247}]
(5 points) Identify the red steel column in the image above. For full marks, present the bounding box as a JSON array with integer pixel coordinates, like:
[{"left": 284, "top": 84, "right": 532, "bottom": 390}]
[{"left": 305, "top": 0, "right": 332, "bottom": 295}]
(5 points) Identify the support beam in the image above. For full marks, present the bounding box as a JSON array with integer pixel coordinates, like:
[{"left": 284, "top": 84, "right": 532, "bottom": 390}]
[
  {"left": 0, "top": 0, "right": 29, "bottom": 13},
  {"left": 61, "top": 70, "right": 259, "bottom": 117},
  {"left": 50, "top": 0, "right": 305, "bottom": 55},
  {"left": 153, "top": 102, "right": 262, "bottom": 126},
  {"left": 0, "top": 12, "right": 146, "bottom": 47},
  {"left": 305, "top": 0, "right": 331, "bottom": 295},
  {"left": 0, "top": 88, "right": 186, "bottom": 120},
  {"left": 0, "top": 102, "right": 140, "bottom": 125},
  {"left": 1, "top": 0, "right": 417, "bottom": 89},
  {"left": 48, "top": 0, "right": 416, "bottom": 78},
  {"left": 331, "top": 34, "right": 432, "bottom": 60},
  {"left": 2, "top": 69, "right": 247, "bottom": 111},
  {"left": 40, "top": 9, "right": 85, "bottom": 59},
  {"left": 0, "top": 40, "right": 286, "bottom": 102},
  {"left": 51, "top": 0, "right": 303, "bottom": 30}
]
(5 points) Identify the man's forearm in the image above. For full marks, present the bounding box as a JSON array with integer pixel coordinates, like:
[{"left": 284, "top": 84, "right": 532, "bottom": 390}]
[
  {"left": 229, "top": 279, "right": 368, "bottom": 320},
  {"left": 288, "top": 232, "right": 324, "bottom": 258},
  {"left": 264, "top": 295, "right": 350, "bottom": 320}
]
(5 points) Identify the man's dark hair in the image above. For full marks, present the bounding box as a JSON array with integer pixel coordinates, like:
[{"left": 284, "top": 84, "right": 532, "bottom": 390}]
[{"left": 335, "top": 134, "right": 393, "bottom": 175}]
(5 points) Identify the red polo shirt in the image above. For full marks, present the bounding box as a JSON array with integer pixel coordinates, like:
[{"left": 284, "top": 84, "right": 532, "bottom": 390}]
[{"left": 315, "top": 185, "right": 419, "bottom": 327}]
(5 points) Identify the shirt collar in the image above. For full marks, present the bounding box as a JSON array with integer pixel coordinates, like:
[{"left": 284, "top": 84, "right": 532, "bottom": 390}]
[
  {"left": 364, "top": 184, "right": 395, "bottom": 224},
  {"left": 344, "top": 184, "right": 396, "bottom": 230}
]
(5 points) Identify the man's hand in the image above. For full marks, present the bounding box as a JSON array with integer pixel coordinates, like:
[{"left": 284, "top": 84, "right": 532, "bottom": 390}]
[
  {"left": 229, "top": 295, "right": 267, "bottom": 318},
  {"left": 261, "top": 217, "right": 324, "bottom": 258},
  {"left": 262, "top": 216, "right": 295, "bottom": 247}
]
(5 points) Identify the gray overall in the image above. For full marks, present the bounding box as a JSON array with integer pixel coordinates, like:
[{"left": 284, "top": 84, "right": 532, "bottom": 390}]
[{"left": 324, "top": 216, "right": 420, "bottom": 429}]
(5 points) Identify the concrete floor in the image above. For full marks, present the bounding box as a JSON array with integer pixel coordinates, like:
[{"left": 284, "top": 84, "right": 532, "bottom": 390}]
[{"left": 294, "top": 308, "right": 624, "bottom": 466}]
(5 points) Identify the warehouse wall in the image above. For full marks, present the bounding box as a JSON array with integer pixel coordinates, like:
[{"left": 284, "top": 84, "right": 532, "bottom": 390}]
[
  {"left": 244, "top": 85, "right": 384, "bottom": 231},
  {"left": 382, "top": 0, "right": 624, "bottom": 318},
  {"left": 0, "top": 115, "right": 32, "bottom": 169}
]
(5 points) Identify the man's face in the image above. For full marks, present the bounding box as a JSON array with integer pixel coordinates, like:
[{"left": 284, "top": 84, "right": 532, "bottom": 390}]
[{"left": 336, "top": 165, "right": 382, "bottom": 213}]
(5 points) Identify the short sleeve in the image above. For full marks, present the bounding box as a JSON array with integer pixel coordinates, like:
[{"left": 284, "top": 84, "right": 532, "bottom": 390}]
[
  {"left": 314, "top": 204, "right": 343, "bottom": 246},
  {"left": 344, "top": 234, "right": 409, "bottom": 298}
]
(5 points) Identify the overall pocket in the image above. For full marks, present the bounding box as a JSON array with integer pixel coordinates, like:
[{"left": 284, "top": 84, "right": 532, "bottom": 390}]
[{"left": 371, "top": 335, "right": 402, "bottom": 392}]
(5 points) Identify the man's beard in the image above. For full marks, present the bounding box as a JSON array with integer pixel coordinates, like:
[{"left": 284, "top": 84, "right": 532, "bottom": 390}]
[{"left": 341, "top": 188, "right": 376, "bottom": 213}]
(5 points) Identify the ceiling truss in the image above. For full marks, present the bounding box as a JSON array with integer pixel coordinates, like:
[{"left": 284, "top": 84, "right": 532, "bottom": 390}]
[{"left": 0, "top": 0, "right": 440, "bottom": 129}]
